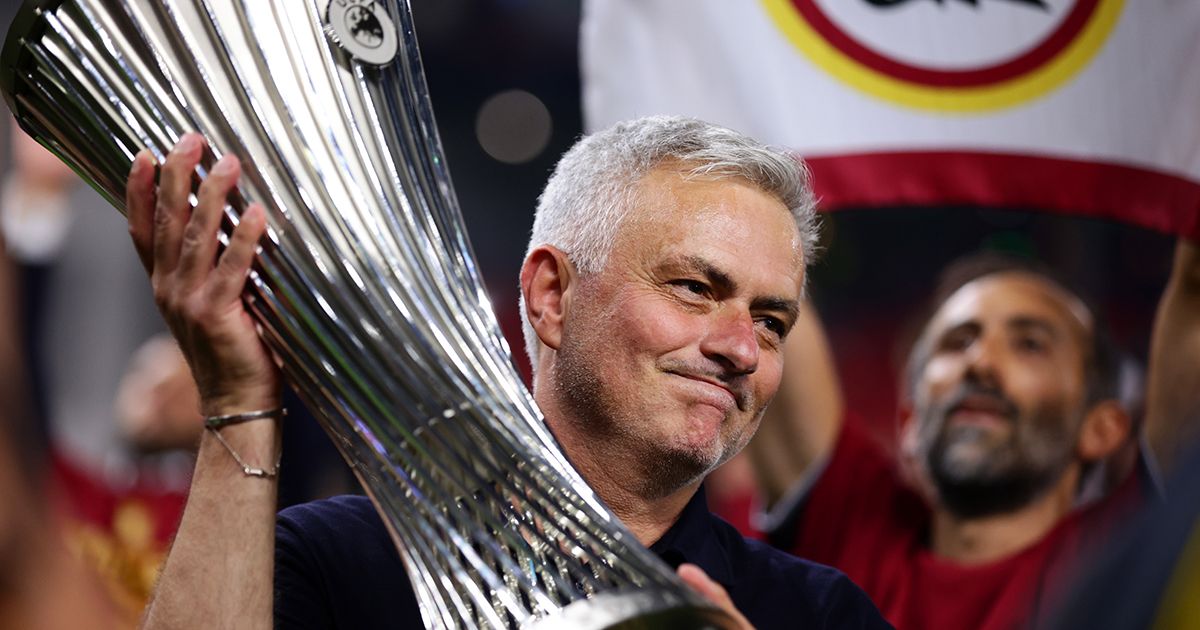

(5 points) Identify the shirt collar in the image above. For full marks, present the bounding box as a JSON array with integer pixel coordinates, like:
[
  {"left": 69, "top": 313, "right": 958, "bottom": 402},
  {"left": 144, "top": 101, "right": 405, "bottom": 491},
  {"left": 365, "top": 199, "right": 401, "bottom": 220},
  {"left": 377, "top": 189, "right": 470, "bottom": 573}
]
[{"left": 648, "top": 487, "right": 734, "bottom": 585}]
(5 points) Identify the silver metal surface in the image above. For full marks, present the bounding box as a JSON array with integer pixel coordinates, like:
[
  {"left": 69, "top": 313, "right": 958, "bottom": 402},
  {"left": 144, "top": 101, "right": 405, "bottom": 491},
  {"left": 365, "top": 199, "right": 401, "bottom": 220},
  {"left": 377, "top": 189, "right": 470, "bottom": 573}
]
[{"left": 0, "top": 1, "right": 735, "bottom": 628}]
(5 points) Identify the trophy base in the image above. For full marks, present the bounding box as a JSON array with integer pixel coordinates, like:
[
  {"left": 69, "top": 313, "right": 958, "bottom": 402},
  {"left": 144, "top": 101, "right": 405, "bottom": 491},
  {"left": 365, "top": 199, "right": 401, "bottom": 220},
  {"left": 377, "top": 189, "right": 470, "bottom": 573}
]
[{"left": 526, "top": 589, "right": 740, "bottom": 630}]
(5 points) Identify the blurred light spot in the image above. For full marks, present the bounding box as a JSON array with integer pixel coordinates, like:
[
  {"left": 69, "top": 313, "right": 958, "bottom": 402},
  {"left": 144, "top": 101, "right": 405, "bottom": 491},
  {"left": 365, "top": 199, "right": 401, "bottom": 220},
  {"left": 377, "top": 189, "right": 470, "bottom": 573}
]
[{"left": 475, "top": 89, "right": 552, "bottom": 165}]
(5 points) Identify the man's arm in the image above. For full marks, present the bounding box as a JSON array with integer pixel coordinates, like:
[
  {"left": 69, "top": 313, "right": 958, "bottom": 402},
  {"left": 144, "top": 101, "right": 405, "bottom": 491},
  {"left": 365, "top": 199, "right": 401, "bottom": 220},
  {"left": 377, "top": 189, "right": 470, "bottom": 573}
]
[
  {"left": 127, "top": 136, "right": 281, "bottom": 630},
  {"left": 1144, "top": 239, "right": 1200, "bottom": 476},
  {"left": 746, "top": 303, "right": 844, "bottom": 507},
  {"left": 145, "top": 422, "right": 281, "bottom": 629}
]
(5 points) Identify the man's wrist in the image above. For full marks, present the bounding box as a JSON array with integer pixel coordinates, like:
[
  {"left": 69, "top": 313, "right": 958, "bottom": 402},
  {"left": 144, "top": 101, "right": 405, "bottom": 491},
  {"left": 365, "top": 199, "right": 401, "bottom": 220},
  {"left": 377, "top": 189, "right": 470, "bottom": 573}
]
[
  {"left": 198, "top": 392, "right": 284, "bottom": 477},
  {"left": 199, "top": 389, "right": 282, "bottom": 418},
  {"left": 200, "top": 418, "right": 283, "bottom": 478},
  {"left": 205, "top": 407, "right": 287, "bottom": 430}
]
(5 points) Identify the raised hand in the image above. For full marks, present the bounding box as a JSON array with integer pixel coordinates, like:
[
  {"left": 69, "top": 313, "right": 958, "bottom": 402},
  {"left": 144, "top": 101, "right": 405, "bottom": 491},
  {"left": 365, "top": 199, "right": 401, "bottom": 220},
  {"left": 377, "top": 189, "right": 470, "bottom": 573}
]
[
  {"left": 125, "top": 133, "right": 280, "bottom": 416},
  {"left": 132, "top": 136, "right": 282, "bottom": 630}
]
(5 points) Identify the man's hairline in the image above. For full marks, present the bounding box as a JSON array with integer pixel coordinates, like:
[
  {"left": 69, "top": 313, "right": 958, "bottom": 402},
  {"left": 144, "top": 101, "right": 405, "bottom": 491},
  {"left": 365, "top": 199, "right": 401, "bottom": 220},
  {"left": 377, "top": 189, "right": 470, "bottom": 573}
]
[{"left": 524, "top": 163, "right": 810, "bottom": 373}]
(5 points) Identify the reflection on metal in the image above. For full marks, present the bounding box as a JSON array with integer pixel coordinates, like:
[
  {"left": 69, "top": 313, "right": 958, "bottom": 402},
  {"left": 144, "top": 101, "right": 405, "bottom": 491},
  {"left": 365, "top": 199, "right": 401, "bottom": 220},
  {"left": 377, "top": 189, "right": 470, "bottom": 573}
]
[{"left": 0, "top": 1, "right": 732, "bottom": 627}]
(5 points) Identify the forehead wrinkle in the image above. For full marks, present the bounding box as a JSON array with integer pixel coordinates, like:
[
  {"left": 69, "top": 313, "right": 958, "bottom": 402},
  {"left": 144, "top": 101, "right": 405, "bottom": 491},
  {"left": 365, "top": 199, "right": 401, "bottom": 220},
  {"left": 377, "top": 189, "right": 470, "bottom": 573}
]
[
  {"left": 935, "top": 314, "right": 1062, "bottom": 341},
  {"left": 977, "top": 272, "right": 1094, "bottom": 340},
  {"left": 629, "top": 165, "right": 800, "bottom": 240},
  {"left": 623, "top": 168, "right": 805, "bottom": 303},
  {"left": 931, "top": 274, "right": 1092, "bottom": 339}
]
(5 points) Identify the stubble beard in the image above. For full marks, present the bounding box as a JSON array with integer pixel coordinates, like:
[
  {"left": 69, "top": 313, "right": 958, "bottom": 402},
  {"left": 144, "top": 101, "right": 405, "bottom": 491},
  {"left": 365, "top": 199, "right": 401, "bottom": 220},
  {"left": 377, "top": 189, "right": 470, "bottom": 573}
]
[
  {"left": 919, "top": 387, "right": 1080, "bottom": 519},
  {"left": 553, "top": 333, "right": 720, "bottom": 500}
]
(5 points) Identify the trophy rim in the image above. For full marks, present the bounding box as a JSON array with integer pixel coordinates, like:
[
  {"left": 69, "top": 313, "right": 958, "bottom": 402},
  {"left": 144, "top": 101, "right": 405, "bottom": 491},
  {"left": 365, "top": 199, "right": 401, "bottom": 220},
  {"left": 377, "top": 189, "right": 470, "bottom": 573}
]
[{"left": 2, "top": 0, "right": 67, "bottom": 121}]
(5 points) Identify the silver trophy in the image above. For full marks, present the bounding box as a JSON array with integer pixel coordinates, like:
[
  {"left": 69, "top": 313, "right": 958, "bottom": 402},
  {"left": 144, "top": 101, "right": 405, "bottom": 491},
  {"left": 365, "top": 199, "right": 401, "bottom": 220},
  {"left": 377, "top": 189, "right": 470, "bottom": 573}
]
[{"left": 1, "top": 1, "right": 733, "bottom": 628}]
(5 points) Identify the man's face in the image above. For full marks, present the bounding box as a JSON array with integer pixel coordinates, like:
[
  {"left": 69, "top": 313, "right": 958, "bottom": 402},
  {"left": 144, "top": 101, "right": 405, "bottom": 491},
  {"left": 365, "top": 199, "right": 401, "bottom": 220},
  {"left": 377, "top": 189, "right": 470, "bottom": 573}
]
[
  {"left": 908, "top": 272, "right": 1094, "bottom": 517},
  {"left": 554, "top": 167, "right": 805, "bottom": 496}
]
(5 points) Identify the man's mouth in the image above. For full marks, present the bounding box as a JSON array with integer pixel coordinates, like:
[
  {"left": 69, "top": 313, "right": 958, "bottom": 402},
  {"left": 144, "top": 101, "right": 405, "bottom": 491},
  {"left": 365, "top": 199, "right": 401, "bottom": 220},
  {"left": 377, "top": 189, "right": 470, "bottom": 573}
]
[
  {"left": 667, "top": 371, "right": 744, "bottom": 411},
  {"left": 947, "top": 393, "right": 1016, "bottom": 428}
]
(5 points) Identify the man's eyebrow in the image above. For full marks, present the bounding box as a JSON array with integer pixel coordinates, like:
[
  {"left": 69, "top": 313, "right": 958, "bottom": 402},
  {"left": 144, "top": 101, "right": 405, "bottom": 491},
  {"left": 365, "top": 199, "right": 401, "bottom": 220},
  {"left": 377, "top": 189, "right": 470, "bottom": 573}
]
[
  {"left": 752, "top": 296, "right": 800, "bottom": 326},
  {"left": 674, "top": 255, "right": 800, "bottom": 324},
  {"left": 1008, "top": 316, "right": 1062, "bottom": 339},
  {"left": 941, "top": 320, "right": 979, "bottom": 335},
  {"left": 931, "top": 320, "right": 980, "bottom": 346},
  {"left": 673, "top": 255, "right": 737, "bottom": 293}
]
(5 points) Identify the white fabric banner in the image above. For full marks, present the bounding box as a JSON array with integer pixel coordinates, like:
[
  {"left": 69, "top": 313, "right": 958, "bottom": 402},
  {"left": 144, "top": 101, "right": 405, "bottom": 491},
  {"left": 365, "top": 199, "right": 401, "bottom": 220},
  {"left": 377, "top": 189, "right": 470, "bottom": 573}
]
[{"left": 582, "top": 0, "right": 1200, "bottom": 238}]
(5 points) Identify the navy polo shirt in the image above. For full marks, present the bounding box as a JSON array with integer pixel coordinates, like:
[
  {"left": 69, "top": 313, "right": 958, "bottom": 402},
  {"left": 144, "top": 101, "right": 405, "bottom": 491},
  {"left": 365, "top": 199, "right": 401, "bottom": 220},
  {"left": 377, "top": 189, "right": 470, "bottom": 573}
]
[{"left": 274, "top": 491, "right": 888, "bottom": 629}]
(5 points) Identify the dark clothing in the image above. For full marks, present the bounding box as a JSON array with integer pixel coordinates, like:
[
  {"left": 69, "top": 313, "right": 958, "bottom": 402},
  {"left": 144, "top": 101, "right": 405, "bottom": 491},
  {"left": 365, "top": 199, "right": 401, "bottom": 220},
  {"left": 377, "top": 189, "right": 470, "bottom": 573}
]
[
  {"left": 275, "top": 490, "right": 890, "bottom": 629},
  {"left": 1049, "top": 445, "right": 1196, "bottom": 630}
]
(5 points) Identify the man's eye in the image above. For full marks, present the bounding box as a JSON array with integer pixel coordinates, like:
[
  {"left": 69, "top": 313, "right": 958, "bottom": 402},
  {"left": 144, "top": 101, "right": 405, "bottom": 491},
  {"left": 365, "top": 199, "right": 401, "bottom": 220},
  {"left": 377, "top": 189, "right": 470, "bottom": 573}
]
[
  {"left": 671, "top": 280, "right": 709, "bottom": 296},
  {"left": 1015, "top": 336, "right": 1048, "bottom": 354},
  {"left": 939, "top": 333, "right": 972, "bottom": 352},
  {"left": 758, "top": 317, "right": 786, "bottom": 338}
]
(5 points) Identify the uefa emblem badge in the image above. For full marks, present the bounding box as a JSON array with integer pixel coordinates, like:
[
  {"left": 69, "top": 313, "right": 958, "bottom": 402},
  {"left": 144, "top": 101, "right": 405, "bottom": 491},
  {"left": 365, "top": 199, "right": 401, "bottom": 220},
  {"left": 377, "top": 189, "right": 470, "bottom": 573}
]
[{"left": 325, "top": 0, "right": 399, "bottom": 66}]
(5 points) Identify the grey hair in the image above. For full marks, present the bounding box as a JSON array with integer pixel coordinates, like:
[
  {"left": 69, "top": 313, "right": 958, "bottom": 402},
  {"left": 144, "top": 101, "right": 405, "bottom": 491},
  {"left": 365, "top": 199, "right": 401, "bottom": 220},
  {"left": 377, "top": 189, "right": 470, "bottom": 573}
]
[{"left": 521, "top": 115, "right": 820, "bottom": 370}]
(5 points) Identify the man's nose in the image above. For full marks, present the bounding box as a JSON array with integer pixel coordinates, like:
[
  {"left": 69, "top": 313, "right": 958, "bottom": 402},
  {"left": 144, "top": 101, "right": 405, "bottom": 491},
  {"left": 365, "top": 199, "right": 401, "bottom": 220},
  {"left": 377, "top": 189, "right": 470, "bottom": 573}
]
[
  {"left": 963, "top": 333, "right": 1002, "bottom": 386},
  {"left": 700, "top": 306, "right": 759, "bottom": 375}
]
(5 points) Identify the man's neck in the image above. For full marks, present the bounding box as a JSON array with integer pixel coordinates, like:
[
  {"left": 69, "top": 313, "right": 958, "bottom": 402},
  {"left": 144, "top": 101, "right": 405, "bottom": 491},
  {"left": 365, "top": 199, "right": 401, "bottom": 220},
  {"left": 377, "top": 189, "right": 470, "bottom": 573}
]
[
  {"left": 582, "top": 453, "right": 701, "bottom": 546},
  {"left": 532, "top": 386, "right": 696, "bottom": 545},
  {"left": 549, "top": 415, "right": 700, "bottom": 546},
  {"left": 930, "top": 467, "right": 1079, "bottom": 565}
]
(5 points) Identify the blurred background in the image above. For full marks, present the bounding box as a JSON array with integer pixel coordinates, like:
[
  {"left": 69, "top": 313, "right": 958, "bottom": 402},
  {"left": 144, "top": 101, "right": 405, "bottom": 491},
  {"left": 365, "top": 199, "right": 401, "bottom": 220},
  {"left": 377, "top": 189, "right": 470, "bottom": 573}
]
[{"left": 0, "top": 0, "right": 1182, "bottom": 627}]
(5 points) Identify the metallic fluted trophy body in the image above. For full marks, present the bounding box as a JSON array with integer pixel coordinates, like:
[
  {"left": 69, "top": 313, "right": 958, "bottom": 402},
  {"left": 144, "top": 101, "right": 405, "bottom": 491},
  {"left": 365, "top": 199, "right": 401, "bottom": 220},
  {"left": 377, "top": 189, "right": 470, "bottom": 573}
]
[{"left": 1, "top": 1, "right": 732, "bottom": 628}]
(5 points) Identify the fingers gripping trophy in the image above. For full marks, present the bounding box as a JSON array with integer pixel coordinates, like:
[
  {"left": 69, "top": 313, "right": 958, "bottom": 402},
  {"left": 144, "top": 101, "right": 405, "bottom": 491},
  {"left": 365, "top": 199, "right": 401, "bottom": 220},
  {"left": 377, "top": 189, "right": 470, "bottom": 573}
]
[{"left": 0, "top": 0, "right": 737, "bottom": 628}]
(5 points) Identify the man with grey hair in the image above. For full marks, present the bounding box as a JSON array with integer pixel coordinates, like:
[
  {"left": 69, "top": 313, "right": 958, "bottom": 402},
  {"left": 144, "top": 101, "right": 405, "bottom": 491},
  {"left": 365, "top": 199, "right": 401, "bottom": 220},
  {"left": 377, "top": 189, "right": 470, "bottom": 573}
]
[
  {"left": 521, "top": 116, "right": 821, "bottom": 367},
  {"left": 127, "top": 116, "right": 888, "bottom": 629}
]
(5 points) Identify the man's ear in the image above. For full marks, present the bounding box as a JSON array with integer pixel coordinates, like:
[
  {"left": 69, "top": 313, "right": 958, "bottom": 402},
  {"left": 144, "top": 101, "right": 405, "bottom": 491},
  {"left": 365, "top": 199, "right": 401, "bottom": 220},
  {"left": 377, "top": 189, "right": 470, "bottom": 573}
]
[
  {"left": 1076, "top": 400, "right": 1132, "bottom": 462},
  {"left": 520, "top": 245, "right": 575, "bottom": 352}
]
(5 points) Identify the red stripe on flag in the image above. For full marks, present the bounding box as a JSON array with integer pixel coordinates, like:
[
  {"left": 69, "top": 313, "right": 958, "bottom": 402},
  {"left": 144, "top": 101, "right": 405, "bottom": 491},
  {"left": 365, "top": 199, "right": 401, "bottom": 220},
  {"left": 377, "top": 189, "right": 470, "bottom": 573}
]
[
  {"left": 788, "top": 0, "right": 1099, "bottom": 88},
  {"left": 806, "top": 151, "right": 1200, "bottom": 241}
]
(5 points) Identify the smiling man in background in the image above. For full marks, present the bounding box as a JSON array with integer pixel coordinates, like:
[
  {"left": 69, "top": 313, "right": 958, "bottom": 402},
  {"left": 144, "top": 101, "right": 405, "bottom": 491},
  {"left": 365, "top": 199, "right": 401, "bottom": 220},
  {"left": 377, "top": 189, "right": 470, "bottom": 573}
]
[{"left": 750, "top": 247, "right": 1200, "bottom": 629}]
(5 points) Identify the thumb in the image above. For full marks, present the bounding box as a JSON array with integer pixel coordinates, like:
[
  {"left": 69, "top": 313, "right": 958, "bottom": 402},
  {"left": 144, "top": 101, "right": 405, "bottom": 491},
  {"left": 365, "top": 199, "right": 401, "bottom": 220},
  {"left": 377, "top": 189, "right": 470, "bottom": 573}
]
[{"left": 677, "top": 563, "right": 755, "bottom": 630}]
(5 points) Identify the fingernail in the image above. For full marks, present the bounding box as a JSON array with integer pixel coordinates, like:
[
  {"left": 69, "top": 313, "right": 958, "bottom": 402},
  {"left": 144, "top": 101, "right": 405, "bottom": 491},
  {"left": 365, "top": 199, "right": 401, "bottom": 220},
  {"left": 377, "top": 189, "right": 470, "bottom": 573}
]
[
  {"left": 174, "top": 133, "right": 199, "bottom": 154},
  {"left": 212, "top": 155, "right": 235, "bottom": 175}
]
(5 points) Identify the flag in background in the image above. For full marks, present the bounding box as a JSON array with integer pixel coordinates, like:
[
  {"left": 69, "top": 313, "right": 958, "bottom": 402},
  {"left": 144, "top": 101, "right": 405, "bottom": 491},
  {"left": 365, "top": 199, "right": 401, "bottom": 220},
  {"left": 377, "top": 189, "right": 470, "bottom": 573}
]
[{"left": 582, "top": 0, "right": 1200, "bottom": 239}]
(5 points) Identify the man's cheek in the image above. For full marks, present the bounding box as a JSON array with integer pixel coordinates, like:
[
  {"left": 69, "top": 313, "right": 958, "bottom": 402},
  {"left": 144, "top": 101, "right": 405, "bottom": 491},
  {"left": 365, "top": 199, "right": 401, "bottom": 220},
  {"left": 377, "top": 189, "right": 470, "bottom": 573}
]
[
  {"left": 922, "top": 359, "right": 961, "bottom": 395},
  {"left": 758, "top": 362, "right": 784, "bottom": 402},
  {"left": 1008, "top": 377, "right": 1061, "bottom": 416}
]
